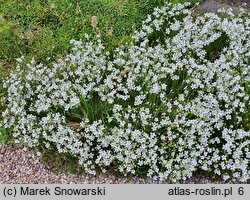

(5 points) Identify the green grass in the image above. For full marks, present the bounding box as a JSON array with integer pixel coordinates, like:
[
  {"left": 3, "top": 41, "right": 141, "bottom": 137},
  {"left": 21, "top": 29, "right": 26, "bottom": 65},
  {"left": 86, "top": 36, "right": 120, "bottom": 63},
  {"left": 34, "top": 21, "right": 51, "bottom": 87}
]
[
  {"left": 0, "top": 127, "right": 9, "bottom": 144},
  {"left": 0, "top": 66, "right": 8, "bottom": 144},
  {"left": 0, "top": 0, "right": 153, "bottom": 66},
  {"left": 0, "top": 128, "right": 7, "bottom": 144},
  {"left": 0, "top": 0, "right": 201, "bottom": 68}
]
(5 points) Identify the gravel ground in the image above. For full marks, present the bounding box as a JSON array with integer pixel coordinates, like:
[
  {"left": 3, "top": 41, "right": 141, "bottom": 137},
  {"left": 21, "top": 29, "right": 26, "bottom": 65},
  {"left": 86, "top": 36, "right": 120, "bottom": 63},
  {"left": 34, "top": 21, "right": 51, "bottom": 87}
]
[{"left": 0, "top": 143, "right": 242, "bottom": 184}]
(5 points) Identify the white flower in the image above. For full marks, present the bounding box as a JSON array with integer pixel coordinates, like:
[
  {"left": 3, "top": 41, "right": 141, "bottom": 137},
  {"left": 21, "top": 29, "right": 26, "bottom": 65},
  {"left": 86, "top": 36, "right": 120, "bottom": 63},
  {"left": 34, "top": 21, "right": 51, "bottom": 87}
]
[{"left": 2, "top": 2, "right": 250, "bottom": 182}]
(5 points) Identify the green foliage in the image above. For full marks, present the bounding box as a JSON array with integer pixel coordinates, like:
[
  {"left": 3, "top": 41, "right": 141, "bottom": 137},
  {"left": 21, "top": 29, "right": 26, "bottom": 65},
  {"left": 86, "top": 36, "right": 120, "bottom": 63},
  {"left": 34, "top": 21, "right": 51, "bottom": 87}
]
[
  {"left": 204, "top": 32, "right": 230, "bottom": 61},
  {"left": 0, "top": 69, "right": 7, "bottom": 143},
  {"left": 0, "top": 0, "right": 197, "bottom": 67},
  {"left": 39, "top": 147, "right": 86, "bottom": 175},
  {"left": 0, "top": 127, "right": 8, "bottom": 144}
]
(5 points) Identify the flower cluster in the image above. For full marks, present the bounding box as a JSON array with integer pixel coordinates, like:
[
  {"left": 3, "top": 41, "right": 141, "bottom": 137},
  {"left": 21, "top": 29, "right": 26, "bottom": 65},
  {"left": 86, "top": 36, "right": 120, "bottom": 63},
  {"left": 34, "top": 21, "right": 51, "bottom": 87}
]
[{"left": 2, "top": 2, "right": 250, "bottom": 182}]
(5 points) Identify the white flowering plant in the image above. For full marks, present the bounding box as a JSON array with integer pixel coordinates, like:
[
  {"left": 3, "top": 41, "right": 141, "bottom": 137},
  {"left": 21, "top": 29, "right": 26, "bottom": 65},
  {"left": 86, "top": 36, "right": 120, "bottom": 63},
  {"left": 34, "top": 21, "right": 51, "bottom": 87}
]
[{"left": 1, "top": 2, "right": 250, "bottom": 182}]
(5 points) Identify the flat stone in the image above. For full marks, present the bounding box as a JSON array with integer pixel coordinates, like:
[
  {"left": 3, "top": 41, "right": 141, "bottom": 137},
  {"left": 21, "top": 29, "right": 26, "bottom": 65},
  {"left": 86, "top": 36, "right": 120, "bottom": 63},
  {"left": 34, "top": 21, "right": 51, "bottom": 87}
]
[
  {"left": 217, "top": 0, "right": 250, "bottom": 8},
  {"left": 194, "top": 0, "right": 250, "bottom": 14}
]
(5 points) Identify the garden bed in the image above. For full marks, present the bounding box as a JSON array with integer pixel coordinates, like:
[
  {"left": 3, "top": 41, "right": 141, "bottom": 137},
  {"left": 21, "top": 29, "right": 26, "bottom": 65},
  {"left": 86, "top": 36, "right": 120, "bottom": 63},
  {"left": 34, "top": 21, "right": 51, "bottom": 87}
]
[{"left": 0, "top": 1, "right": 249, "bottom": 183}]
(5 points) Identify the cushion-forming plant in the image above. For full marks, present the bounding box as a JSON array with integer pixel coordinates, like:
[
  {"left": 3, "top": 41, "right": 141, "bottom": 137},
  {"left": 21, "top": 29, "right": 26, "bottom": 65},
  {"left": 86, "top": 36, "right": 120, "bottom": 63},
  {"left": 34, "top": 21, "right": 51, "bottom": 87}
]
[{"left": 2, "top": 2, "right": 250, "bottom": 182}]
